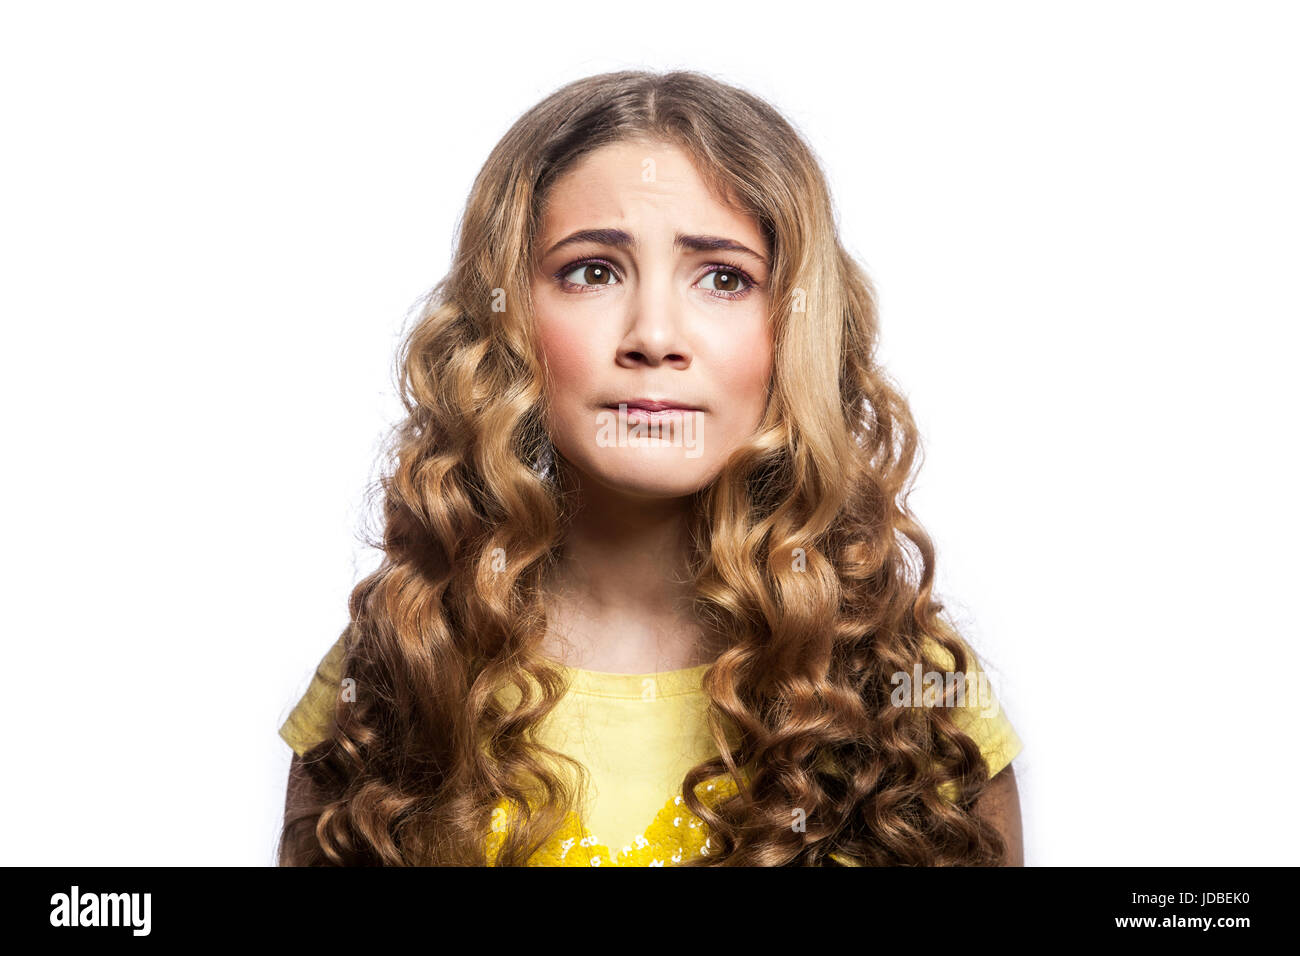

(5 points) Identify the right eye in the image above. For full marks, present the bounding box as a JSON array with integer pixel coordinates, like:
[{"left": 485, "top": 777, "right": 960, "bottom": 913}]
[{"left": 559, "top": 261, "right": 620, "bottom": 288}]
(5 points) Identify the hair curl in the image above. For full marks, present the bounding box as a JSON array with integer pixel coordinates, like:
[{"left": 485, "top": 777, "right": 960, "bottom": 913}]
[{"left": 278, "top": 69, "right": 1010, "bottom": 867}]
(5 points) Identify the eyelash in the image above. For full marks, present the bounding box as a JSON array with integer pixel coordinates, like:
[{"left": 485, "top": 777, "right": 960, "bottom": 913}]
[{"left": 552, "top": 257, "right": 761, "bottom": 301}]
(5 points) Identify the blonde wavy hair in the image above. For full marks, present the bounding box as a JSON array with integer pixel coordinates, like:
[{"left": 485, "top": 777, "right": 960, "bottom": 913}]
[{"left": 278, "top": 69, "right": 1011, "bottom": 866}]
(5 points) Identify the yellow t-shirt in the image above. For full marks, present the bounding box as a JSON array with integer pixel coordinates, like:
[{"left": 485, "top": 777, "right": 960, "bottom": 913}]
[{"left": 279, "top": 630, "right": 1023, "bottom": 866}]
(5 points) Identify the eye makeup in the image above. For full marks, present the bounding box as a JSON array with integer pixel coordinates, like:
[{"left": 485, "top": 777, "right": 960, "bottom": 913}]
[{"left": 552, "top": 257, "right": 762, "bottom": 301}]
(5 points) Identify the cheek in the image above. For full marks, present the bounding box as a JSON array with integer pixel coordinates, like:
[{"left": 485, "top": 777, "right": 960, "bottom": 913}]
[
  {"left": 535, "top": 309, "right": 594, "bottom": 389},
  {"left": 534, "top": 307, "right": 603, "bottom": 453},
  {"left": 711, "top": 318, "right": 773, "bottom": 413}
]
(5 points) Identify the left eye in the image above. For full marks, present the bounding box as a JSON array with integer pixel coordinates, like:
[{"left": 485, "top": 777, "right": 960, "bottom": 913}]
[{"left": 698, "top": 268, "right": 748, "bottom": 294}]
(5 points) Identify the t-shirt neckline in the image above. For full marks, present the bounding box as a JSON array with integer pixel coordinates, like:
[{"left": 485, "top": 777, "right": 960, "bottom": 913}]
[{"left": 546, "top": 658, "right": 712, "bottom": 699}]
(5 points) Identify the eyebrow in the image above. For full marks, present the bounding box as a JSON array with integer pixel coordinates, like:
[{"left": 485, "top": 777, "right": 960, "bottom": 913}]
[{"left": 542, "top": 228, "right": 769, "bottom": 266}]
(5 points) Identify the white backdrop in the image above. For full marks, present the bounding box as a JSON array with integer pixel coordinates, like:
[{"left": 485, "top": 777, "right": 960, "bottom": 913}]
[{"left": 3, "top": 0, "right": 1295, "bottom": 865}]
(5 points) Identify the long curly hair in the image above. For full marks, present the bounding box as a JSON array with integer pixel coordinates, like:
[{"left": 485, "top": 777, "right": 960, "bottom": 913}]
[{"left": 278, "top": 68, "right": 1011, "bottom": 866}]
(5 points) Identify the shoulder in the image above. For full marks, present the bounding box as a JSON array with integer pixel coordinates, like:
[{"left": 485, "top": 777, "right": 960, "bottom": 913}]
[
  {"left": 277, "top": 624, "right": 351, "bottom": 757},
  {"left": 915, "top": 628, "right": 1024, "bottom": 782}
]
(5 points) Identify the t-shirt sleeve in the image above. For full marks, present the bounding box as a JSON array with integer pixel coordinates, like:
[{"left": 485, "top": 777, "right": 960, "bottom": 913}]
[
  {"left": 921, "top": 635, "right": 1024, "bottom": 797},
  {"left": 824, "top": 633, "right": 1024, "bottom": 865},
  {"left": 278, "top": 627, "right": 349, "bottom": 757}
]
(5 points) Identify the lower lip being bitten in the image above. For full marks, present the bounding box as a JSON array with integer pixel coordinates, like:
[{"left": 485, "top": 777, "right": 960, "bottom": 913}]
[{"left": 606, "top": 405, "right": 701, "bottom": 423}]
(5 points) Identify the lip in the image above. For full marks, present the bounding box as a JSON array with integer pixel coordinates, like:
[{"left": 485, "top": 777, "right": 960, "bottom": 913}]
[{"left": 603, "top": 398, "right": 704, "bottom": 412}]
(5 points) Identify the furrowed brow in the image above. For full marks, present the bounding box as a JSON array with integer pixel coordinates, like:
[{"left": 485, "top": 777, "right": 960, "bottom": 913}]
[
  {"left": 544, "top": 228, "right": 636, "bottom": 257},
  {"left": 543, "top": 228, "right": 767, "bottom": 266},
  {"left": 674, "top": 234, "right": 768, "bottom": 265}
]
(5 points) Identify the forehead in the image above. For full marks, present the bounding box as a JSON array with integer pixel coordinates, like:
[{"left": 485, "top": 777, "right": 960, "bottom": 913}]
[{"left": 537, "top": 139, "right": 767, "bottom": 253}]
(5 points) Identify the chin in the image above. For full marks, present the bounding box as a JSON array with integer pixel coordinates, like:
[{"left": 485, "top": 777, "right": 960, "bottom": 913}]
[{"left": 572, "top": 452, "right": 720, "bottom": 499}]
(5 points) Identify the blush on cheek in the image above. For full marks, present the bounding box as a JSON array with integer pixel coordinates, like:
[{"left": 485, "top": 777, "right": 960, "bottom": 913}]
[
  {"left": 718, "top": 335, "right": 773, "bottom": 401},
  {"left": 535, "top": 328, "right": 594, "bottom": 401}
]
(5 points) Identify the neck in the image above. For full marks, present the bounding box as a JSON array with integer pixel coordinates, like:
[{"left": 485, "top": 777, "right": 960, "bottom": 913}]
[{"left": 541, "top": 471, "right": 713, "bottom": 671}]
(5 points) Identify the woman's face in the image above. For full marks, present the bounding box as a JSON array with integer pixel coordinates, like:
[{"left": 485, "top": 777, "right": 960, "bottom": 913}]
[{"left": 530, "top": 138, "right": 773, "bottom": 499}]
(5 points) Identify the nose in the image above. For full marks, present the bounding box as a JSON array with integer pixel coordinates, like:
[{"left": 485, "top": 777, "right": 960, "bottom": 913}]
[{"left": 615, "top": 272, "right": 691, "bottom": 369}]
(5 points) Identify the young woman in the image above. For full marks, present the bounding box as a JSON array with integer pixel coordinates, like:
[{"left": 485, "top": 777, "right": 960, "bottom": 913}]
[{"left": 277, "top": 69, "right": 1025, "bottom": 866}]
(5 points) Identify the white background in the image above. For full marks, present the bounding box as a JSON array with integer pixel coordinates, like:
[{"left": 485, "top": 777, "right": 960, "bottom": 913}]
[{"left": 3, "top": 1, "right": 1295, "bottom": 865}]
